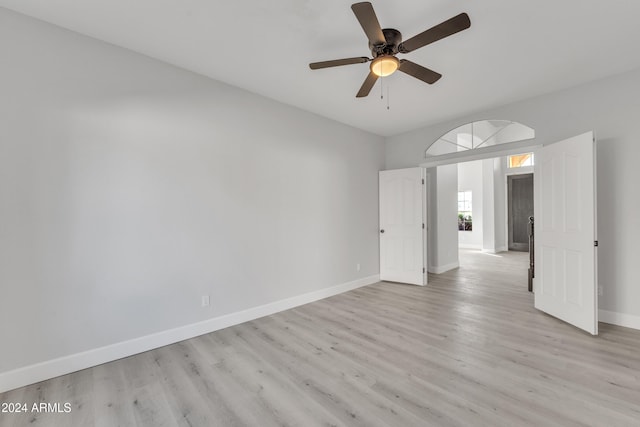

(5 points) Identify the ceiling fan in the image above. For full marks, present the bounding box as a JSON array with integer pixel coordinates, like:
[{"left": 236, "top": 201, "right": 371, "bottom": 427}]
[{"left": 309, "top": 2, "right": 471, "bottom": 98}]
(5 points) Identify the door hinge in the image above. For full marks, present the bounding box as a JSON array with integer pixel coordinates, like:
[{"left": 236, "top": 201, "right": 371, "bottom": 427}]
[
  {"left": 422, "top": 223, "right": 425, "bottom": 229},
  {"left": 422, "top": 179, "right": 424, "bottom": 185},
  {"left": 594, "top": 240, "right": 599, "bottom": 247},
  {"left": 423, "top": 267, "right": 426, "bottom": 273}
]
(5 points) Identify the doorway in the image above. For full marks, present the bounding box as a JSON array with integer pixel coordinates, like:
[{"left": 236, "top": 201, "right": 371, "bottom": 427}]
[
  {"left": 507, "top": 173, "right": 533, "bottom": 251},
  {"left": 454, "top": 157, "right": 531, "bottom": 283},
  {"left": 421, "top": 131, "right": 597, "bottom": 335}
]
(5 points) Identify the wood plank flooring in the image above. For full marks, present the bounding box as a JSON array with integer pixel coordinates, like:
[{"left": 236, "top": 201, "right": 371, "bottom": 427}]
[{"left": 2, "top": 249, "right": 640, "bottom": 426}]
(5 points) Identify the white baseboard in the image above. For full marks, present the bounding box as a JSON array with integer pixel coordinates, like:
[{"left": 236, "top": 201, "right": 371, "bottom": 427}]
[
  {"left": 428, "top": 262, "right": 460, "bottom": 274},
  {"left": 0, "top": 274, "right": 379, "bottom": 394},
  {"left": 458, "top": 243, "right": 482, "bottom": 249},
  {"left": 479, "top": 246, "right": 508, "bottom": 254},
  {"left": 599, "top": 309, "right": 640, "bottom": 331}
]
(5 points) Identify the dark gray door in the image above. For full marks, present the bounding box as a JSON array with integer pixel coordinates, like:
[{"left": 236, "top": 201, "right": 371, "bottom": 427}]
[{"left": 508, "top": 173, "right": 533, "bottom": 251}]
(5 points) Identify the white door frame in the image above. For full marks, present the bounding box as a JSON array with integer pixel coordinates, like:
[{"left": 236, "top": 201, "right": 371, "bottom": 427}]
[
  {"left": 423, "top": 172, "right": 429, "bottom": 279},
  {"left": 420, "top": 138, "right": 542, "bottom": 169}
]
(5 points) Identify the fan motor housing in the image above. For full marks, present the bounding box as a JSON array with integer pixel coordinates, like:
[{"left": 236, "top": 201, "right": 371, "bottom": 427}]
[{"left": 370, "top": 28, "right": 402, "bottom": 57}]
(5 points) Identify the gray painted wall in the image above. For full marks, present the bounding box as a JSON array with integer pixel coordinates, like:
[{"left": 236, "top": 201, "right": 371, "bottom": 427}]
[
  {"left": 0, "top": 8, "right": 384, "bottom": 373},
  {"left": 458, "top": 160, "right": 484, "bottom": 249},
  {"left": 385, "top": 67, "right": 640, "bottom": 318}
]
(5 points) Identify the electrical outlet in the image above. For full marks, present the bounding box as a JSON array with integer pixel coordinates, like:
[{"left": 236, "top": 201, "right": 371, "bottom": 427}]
[
  {"left": 201, "top": 295, "right": 210, "bottom": 307},
  {"left": 598, "top": 286, "right": 603, "bottom": 297},
  {"left": 356, "top": 263, "right": 361, "bottom": 272}
]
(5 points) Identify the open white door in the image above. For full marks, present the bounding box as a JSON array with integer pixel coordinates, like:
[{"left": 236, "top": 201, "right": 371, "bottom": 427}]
[
  {"left": 379, "top": 168, "right": 426, "bottom": 286},
  {"left": 534, "top": 131, "right": 598, "bottom": 335}
]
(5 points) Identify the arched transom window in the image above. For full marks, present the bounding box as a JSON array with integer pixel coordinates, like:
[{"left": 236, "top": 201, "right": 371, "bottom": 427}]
[{"left": 425, "top": 120, "right": 535, "bottom": 158}]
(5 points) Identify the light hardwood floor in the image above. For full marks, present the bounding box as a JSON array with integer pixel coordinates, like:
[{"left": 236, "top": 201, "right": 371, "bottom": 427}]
[{"left": 2, "top": 249, "right": 640, "bottom": 426}]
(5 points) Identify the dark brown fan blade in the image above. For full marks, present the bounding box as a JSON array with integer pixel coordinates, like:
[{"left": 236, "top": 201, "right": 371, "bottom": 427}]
[
  {"left": 356, "top": 71, "right": 379, "bottom": 98},
  {"left": 399, "top": 60, "right": 442, "bottom": 84},
  {"left": 351, "top": 2, "right": 386, "bottom": 46},
  {"left": 309, "top": 57, "right": 370, "bottom": 70},
  {"left": 399, "top": 13, "right": 471, "bottom": 53}
]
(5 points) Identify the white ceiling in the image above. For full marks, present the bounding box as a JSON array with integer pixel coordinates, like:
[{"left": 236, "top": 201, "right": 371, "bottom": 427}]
[{"left": 2, "top": 0, "right": 640, "bottom": 136}]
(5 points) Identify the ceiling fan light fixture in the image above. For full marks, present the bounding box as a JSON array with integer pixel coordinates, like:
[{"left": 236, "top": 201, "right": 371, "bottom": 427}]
[
  {"left": 370, "top": 55, "right": 399, "bottom": 77},
  {"left": 308, "top": 3, "right": 471, "bottom": 97}
]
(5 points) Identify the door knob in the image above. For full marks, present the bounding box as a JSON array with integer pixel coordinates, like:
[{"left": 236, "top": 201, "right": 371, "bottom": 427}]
[{"left": 380, "top": 229, "right": 385, "bottom": 233}]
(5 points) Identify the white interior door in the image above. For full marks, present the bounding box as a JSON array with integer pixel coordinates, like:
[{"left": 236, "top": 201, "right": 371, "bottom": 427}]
[
  {"left": 534, "top": 131, "right": 598, "bottom": 335},
  {"left": 379, "top": 168, "right": 426, "bottom": 286}
]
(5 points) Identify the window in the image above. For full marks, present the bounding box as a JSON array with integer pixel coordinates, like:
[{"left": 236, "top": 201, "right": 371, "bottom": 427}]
[
  {"left": 458, "top": 191, "right": 472, "bottom": 231},
  {"left": 508, "top": 152, "right": 534, "bottom": 168},
  {"left": 425, "top": 120, "right": 535, "bottom": 158}
]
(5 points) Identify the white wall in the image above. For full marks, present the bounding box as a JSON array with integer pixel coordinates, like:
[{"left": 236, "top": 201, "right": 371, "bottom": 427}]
[
  {"left": 385, "top": 66, "right": 640, "bottom": 321},
  {"left": 0, "top": 8, "right": 384, "bottom": 379},
  {"left": 429, "top": 164, "right": 459, "bottom": 273},
  {"left": 458, "top": 160, "right": 483, "bottom": 249},
  {"left": 481, "top": 159, "right": 497, "bottom": 252},
  {"left": 492, "top": 158, "right": 508, "bottom": 252}
]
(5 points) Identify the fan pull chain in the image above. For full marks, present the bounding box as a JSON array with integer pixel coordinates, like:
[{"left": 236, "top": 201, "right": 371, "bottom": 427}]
[
  {"left": 387, "top": 85, "right": 390, "bottom": 110},
  {"left": 378, "top": 75, "right": 391, "bottom": 110}
]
